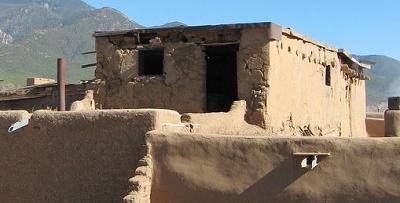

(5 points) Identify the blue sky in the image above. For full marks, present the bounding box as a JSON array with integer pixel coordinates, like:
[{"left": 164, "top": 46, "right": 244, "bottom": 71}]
[{"left": 83, "top": 0, "right": 400, "bottom": 60}]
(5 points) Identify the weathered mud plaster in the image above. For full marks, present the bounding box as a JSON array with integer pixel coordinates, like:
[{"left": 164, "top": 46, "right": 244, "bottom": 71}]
[
  {"left": 70, "top": 90, "right": 96, "bottom": 111},
  {"left": 123, "top": 142, "right": 153, "bottom": 203},
  {"left": 94, "top": 23, "right": 278, "bottom": 123},
  {"left": 149, "top": 132, "right": 400, "bottom": 203},
  {"left": 182, "top": 100, "right": 266, "bottom": 135},
  {"left": 95, "top": 37, "right": 206, "bottom": 112},
  {"left": 236, "top": 28, "right": 271, "bottom": 128},
  {"left": 94, "top": 22, "right": 370, "bottom": 136},
  {"left": 0, "top": 109, "right": 180, "bottom": 202},
  {"left": 266, "top": 31, "right": 367, "bottom": 136}
]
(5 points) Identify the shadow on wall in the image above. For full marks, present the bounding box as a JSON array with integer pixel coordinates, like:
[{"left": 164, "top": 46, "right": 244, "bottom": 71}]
[
  {"left": 150, "top": 132, "right": 400, "bottom": 202},
  {"left": 240, "top": 158, "right": 305, "bottom": 198},
  {"left": 240, "top": 156, "right": 328, "bottom": 201}
]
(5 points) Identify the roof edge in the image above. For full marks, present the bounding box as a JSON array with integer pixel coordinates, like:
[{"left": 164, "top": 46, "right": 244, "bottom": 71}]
[
  {"left": 93, "top": 22, "right": 277, "bottom": 37},
  {"left": 338, "top": 49, "right": 372, "bottom": 69}
]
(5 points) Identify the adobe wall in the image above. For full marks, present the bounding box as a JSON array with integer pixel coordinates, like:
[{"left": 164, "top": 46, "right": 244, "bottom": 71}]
[
  {"left": 93, "top": 26, "right": 367, "bottom": 135},
  {"left": 0, "top": 84, "right": 89, "bottom": 112},
  {"left": 236, "top": 27, "right": 271, "bottom": 127},
  {"left": 266, "top": 32, "right": 366, "bottom": 137},
  {"left": 0, "top": 93, "right": 85, "bottom": 111},
  {"left": 181, "top": 100, "right": 266, "bottom": 135},
  {"left": 149, "top": 132, "right": 400, "bottom": 203},
  {"left": 95, "top": 36, "right": 206, "bottom": 113},
  {"left": 94, "top": 27, "right": 273, "bottom": 125},
  {"left": 0, "top": 109, "right": 180, "bottom": 202},
  {"left": 366, "top": 112, "right": 384, "bottom": 137}
]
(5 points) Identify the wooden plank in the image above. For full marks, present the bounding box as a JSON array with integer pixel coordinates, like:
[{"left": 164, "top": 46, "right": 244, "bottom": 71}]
[
  {"left": 293, "top": 152, "right": 331, "bottom": 156},
  {"left": 81, "top": 63, "right": 97, "bottom": 69},
  {"left": 82, "top": 51, "right": 96, "bottom": 55}
]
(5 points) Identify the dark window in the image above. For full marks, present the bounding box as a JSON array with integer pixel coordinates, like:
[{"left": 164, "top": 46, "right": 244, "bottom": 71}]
[
  {"left": 325, "top": 66, "right": 331, "bottom": 86},
  {"left": 139, "top": 49, "right": 164, "bottom": 75},
  {"left": 138, "top": 33, "right": 158, "bottom": 44}
]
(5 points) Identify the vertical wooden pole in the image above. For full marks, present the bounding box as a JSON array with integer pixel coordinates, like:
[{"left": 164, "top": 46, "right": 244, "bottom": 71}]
[{"left": 57, "top": 58, "right": 66, "bottom": 111}]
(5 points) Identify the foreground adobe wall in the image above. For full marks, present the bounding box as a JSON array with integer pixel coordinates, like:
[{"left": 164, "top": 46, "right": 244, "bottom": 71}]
[
  {"left": 0, "top": 109, "right": 180, "bottom": 202},
  {"left": 266, "top": 31, "right": 366, "bottom": 137},
  {"left": 149, "top": 132, "right": 400, "bottom": 203}
]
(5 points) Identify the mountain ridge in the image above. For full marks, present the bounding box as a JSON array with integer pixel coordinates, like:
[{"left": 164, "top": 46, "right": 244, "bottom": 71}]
[
  {"left": 0, "top": 0, "right": 141, "bottom": 86},
  {"left": 356, "top": 55, "right": 400, "bottom": 111}
]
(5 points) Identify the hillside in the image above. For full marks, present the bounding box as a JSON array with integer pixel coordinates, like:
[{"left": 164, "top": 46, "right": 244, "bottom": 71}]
[
  {"left": 0, "top": 0, "right": 398, "bottom": 111},
  {"left": 151, "top": 21, "right": 187, "bottom": 28},
  {"left": 0, "top": 0, "right": 142, "bottom": 86},
  {"left": 358, "top": 55, "right": 400, "bottom": 111}
]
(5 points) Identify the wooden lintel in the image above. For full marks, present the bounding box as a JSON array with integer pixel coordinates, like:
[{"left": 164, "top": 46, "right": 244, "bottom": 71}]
[
  {"left": 293, "top": 152, "right": 331, "bottom": 156},
  {"left": 81, "top": 63, "right": 97, "bottom": 69}
]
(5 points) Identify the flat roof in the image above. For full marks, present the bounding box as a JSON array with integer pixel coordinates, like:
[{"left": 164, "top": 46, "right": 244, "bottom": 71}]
[
  {"left": 93, "top": 22, "right": 372, "bottom": 70},
  {"left": 93, "top": 21, "right": 334, "bottom": 52},
  {"left": 94, "top": 22, "right": 277, "bottom": 37}
]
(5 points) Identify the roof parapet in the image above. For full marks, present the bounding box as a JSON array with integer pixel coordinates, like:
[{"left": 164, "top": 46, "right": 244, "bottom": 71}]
[
  {"left": 93, "top": 22, "right": 280, "bottom": 38},
  {"left": 338, "top": 49, "right": 373, "bottom": 69}
]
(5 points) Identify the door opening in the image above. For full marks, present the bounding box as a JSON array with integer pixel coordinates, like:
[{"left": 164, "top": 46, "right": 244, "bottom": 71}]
[{"left": 205, "top": 44, "right": 239, "bottom": 112}]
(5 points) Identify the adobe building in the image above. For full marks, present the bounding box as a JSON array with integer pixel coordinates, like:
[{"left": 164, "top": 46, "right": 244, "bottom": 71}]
[
  {"left": 93, "top": 22, "right": 371, "bottom": 137},
  {"left": 26, "top": 77, "right": 56, "bottom": 86},
  {"left": 2, "top": 22, "right": 400, "bottom": 203},
  {"left": 0, "top": 79, "right": 92, "bottom": 111}
]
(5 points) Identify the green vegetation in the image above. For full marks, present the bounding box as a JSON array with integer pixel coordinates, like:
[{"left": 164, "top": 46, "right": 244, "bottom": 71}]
[
  {"left": 1, "top": 0, "right": 399, "bottom": 110},
  {"left": 0, "top": 0, "right": 140, "bottom": 85}
]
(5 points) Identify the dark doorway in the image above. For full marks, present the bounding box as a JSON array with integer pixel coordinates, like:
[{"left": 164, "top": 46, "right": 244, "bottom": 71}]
[{"left": 205, "top": 44, "right": 239, "bottom": 112}]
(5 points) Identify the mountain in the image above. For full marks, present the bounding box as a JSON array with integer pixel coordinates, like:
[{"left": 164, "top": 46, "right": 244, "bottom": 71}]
[
  {"left": 0, "top": 0, "right": 94, "bottom": 40},
  {"left": 0, "top": 0, "right": 142, "bottom": 86},
  {"left": 2, "top": 0, "right": 396, "bottom": 112},
  {"left": 357, "top": 55, "right": 400, "bottom": 111},
  {"left": 151, "top": 21, "right": 187, "bottom": 28}
]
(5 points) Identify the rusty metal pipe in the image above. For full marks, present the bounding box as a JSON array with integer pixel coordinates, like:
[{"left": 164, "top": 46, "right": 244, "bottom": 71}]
[{"left": 57, "top": 58, "right": 66, "bottom": 111}]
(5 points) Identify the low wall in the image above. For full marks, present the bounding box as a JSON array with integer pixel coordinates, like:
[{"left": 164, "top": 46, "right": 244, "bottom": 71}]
[
  {"left": 149, "top": 132, "right": 400, "bottom": 203},
  {"left": 0, "top": 84, "right": 90, "bottom": 112},
  {"left": 385, "top": 110, "right": 400, "bottom": 137},
  {"left": 366, "top": 117, "right": 385, "bottom": 137},
  {"left": 181, "top": 101, "right": 266, "bottom": 135},
  {"left": 0, "top": 109, "right": 180, "bottom": 202},
  {"left": 366, "top": 112, "right": 385, "bottom": 137}
]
